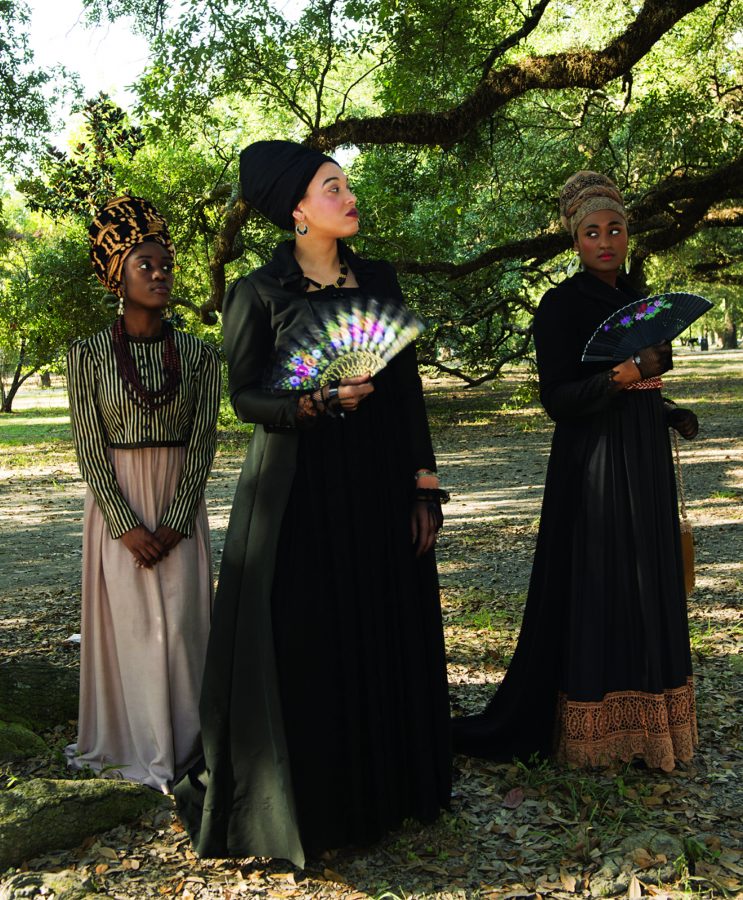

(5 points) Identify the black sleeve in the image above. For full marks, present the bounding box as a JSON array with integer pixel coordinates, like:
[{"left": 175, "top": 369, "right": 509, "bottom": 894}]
[
  {"left": 534, "top": 289, "right": 622, "bottom": 423},
  {"left": 222, "top": 277, "right": 301, "bottom": 428},
  {"left": 381, "top": 262, "right": 437, "bottom": 473}
]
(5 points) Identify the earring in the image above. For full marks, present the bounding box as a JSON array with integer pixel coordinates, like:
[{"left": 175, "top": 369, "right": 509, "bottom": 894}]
[
  {"left": 162, "top": 303, "right": 173, "bottom": 321},
  {"left": 117, "top": 295, "right": 125, "bottom": 315},
  {"left": 566, "top": 253, "right": 581, "bottom": 278},
  {"left": 295, "top": 222, "right": 309, "bottom": 236},
  {"left": 624, "top": 254, "right": 632, "bottom": 275}
]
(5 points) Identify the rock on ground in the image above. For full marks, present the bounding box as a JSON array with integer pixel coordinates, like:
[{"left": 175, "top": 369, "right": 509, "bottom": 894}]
[
  {"left": 0, "top": 659, "right": 79, "bottom": 729},
  {"left": 0, "top": 869, "right": 108, "bottom": 900},
  {"left": 0, "top": 778, "right": 171, "bottom": 870},
  {"left": 0, "top": 720, "right": 48, "bottom": 762}
]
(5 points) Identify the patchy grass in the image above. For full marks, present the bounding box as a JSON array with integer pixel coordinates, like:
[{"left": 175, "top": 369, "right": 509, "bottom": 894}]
[
  {"left": 0, "top": 393, "right": 253, "bottom": 471},
  {"left": 1, "top": 350, "right": 742, "bottom": 899},
  {"left": 0, "top": 406, "right": 72, "bottom": 443}
]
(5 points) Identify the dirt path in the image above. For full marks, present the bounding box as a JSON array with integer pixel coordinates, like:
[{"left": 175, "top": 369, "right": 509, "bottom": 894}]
[{"left": 1, "top": 350, "right": 741, "bottom": 899}]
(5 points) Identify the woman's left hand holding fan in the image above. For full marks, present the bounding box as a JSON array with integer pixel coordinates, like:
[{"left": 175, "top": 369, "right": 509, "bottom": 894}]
[{"left": 338, "top": 373, "right": 374, "bottom": 412}]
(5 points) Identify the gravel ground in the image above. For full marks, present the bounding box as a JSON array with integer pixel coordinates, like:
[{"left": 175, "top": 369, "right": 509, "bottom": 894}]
[{"left": 0, "top": 349, "right": 741, "bottom": 899}]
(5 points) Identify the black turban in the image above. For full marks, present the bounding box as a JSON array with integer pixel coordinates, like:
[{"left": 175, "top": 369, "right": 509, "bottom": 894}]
[
  {"left": 89, "top": 195, "right": 174, "bottom": 296},
  {"left": 239, "top": 140, "right": 337, "bottom": 231}
]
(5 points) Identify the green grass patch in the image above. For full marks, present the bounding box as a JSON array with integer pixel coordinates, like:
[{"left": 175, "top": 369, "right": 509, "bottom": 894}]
[
  {"left": 504, "top": 756, "right": 655, "bottom": 865},
  {"left": 498, "top": 411, "right": 547, "bottom": 433},
  {"left": 688, "top": 616, "right": 722, "bottom": 653},
  {"left": 442, "top": 587, "right": 527, "bottom": 630},
  {"left": 0, "top": 408, "right": 72, "bottom": 446},
  {"left": 708, "top": 490, "right": 742, "bottom": 501}
]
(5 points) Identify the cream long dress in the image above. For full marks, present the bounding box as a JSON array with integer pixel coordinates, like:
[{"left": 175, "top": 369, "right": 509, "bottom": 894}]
[{"left": 66, "top": 325, "right": 220, "bottom": 791}]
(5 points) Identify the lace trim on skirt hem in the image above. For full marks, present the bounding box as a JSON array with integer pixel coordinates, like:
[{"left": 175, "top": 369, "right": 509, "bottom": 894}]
[{"left": 554, "top": 678, "right": 698, "bottom": 771}]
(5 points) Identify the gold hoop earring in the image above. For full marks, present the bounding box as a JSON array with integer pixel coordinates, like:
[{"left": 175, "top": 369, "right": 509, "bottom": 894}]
[
  {"left": 566, "top": 253, "right": 581, "bottom": 278},
  {"left": 117, "top": 295, "right": 125, "bottom": 315}
]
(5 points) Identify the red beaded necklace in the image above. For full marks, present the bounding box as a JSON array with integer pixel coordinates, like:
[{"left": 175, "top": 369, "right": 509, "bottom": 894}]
[{"left": 111, "top": 317, "right": 182, "bottom": 412}]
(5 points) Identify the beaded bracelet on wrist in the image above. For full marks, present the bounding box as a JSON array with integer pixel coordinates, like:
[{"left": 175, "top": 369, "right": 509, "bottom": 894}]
[{"left": 415, "top": 487, "right": 450, "bottom": 504}]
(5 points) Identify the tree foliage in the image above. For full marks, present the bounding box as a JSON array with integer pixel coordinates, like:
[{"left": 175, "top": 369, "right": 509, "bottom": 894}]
[
  {"left": 0, "top": 0, "right": 70, "bottom": 170},
  {"left": 17, "top": 0, "right": 743, "bottom": 382},
  {"left": 0, "top": 214, "right": 110, "bottom": 411},
  {"left": 18, "top": 95, "right": 144, "bottom": 219},
  {"left": 15, "top": 96, "right": 232, "bottom": 334}
]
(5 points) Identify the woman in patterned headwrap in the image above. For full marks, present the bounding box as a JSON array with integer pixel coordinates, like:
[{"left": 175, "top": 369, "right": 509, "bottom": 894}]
[
  {"left": 65, "top": 196, "right": 221, "bottom": 791},
  {"left": 453, "top": 171, "right": 699, "bottom": 771}
]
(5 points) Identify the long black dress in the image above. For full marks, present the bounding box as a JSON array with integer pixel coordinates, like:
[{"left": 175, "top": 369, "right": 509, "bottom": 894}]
[
  {"left": 175, "top": 241, "right": 451, "bottom": 868},
  {"left": 452, "top": 271, "right": 697, "bottom": 771}
]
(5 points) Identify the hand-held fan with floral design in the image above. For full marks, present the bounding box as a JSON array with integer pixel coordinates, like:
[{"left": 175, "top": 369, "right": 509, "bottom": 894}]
[
  {"left": 582, "top": 292, "right": 712, "bottom": 363},
  {"left": 267, "top": 298, "right": 425, "bottom": 390}
]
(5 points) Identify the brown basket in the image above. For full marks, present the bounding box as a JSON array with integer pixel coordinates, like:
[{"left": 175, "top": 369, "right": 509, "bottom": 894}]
[{"left": 672, "top": 430, "right": 695, "bottom": 596}]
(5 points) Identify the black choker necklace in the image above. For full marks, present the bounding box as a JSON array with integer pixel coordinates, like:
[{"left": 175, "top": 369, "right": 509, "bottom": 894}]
[{"left": 304, "top": 262, "right": 348, "bottom": 291}]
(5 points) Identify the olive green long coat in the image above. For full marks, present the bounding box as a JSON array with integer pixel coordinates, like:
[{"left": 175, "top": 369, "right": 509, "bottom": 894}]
[{"left": 174, "top": 241, "right": 439, "bottom": 868}]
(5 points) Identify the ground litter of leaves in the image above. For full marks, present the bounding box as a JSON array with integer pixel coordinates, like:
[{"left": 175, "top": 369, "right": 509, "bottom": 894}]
[{"left": 0, "top": 350, "right": 741, "bottom": 899}]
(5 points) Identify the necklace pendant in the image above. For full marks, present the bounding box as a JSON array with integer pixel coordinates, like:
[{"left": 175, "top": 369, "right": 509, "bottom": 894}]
[{"left": 305, "top": 262, "right": 349, "bottom": 291}]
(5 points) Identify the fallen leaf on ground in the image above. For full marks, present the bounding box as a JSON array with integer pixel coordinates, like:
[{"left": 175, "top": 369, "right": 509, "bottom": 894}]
[
  {"left": 632, "top": 847, "right": 655, "bottom": 868},
  {"left": 503, "top": 787, "right": 525, "bottom": 809},
  {"left": 559, "top": 869, "right": 577, "bottom": 892},
  {"left": 269, "top": 872, "right": 296, "bottom": 883},
  {"left": 323, "top": 868, "right": 347, "bottom": 884}
]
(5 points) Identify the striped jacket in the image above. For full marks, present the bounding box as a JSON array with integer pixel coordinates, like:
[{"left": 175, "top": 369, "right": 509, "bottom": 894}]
[{"left": 67, "top": 325, "right": 221, "bottom": 539}]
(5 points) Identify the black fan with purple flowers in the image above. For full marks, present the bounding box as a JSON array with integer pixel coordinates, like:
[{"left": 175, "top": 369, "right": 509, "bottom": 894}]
[{"left": 582, "top": 292, "right": 712, "bottom": 363}]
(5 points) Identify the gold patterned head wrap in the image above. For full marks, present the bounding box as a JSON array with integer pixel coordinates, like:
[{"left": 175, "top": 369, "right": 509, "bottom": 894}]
[
  {"left": 88, "top": 196, "right": 175, "bottom": 296},
  {"left": 559, "top": 171, "right": 627, "bottom": 237}
]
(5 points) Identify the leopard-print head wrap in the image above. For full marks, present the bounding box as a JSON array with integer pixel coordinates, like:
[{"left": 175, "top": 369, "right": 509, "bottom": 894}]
[{"left": 88, "top": 196, "right": 174, "bottom": 296}]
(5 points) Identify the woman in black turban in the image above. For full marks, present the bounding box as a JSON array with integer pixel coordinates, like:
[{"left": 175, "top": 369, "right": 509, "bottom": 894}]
[
  {"left": 175, "top": 141, "right": 451, "bottom": 866},
  {"left": 452, "top": 172, "right": 699, "bottom": 771}
]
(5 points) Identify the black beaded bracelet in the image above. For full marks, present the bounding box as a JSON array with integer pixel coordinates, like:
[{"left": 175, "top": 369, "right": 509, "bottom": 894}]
[{"left": 414, "top": 487, "right": 450, "bottom": 504}]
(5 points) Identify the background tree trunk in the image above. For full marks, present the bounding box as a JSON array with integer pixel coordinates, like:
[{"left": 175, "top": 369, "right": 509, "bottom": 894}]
[{"left": 722, "top": 300, "right": 738, "bottom": 349}]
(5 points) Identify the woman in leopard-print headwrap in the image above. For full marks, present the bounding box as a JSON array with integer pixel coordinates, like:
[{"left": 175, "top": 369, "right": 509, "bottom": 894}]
[{"left": 65, "top": 196, "right": 220, "bottom": 791}]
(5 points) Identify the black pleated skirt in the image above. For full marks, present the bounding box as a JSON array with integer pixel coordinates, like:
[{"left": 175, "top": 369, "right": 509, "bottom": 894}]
[
  {"left": 452, "top": 388, "right": 697, "bottom": 770},
  {"left": 271, "top": 370, "right": 451, "bottom": 853}
]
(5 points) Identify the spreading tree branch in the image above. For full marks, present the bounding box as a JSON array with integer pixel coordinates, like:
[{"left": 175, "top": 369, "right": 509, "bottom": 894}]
[
  {"left": 479, "top": 0, "right": 552, "bottom": 80},
  {"left": 394, "top": 153, "right": 743, "bottom": 278},
  {"left": 199, "top": 0, "right": 734, "bottom": 314},
  {"left": 419, "top": 330, "right": 533, "bottom": 386},
  {"left": 633, "top": 157, "right": 743, "bottom": 256},
  {"left": 201, "top": 164, "right": 740, "bottom": 316},
  {"left": 307, "top": 0, "right": 712, "bottom": 149},
  {"left": 397, "top": 232, "right": 568, "bottom": 277}
]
